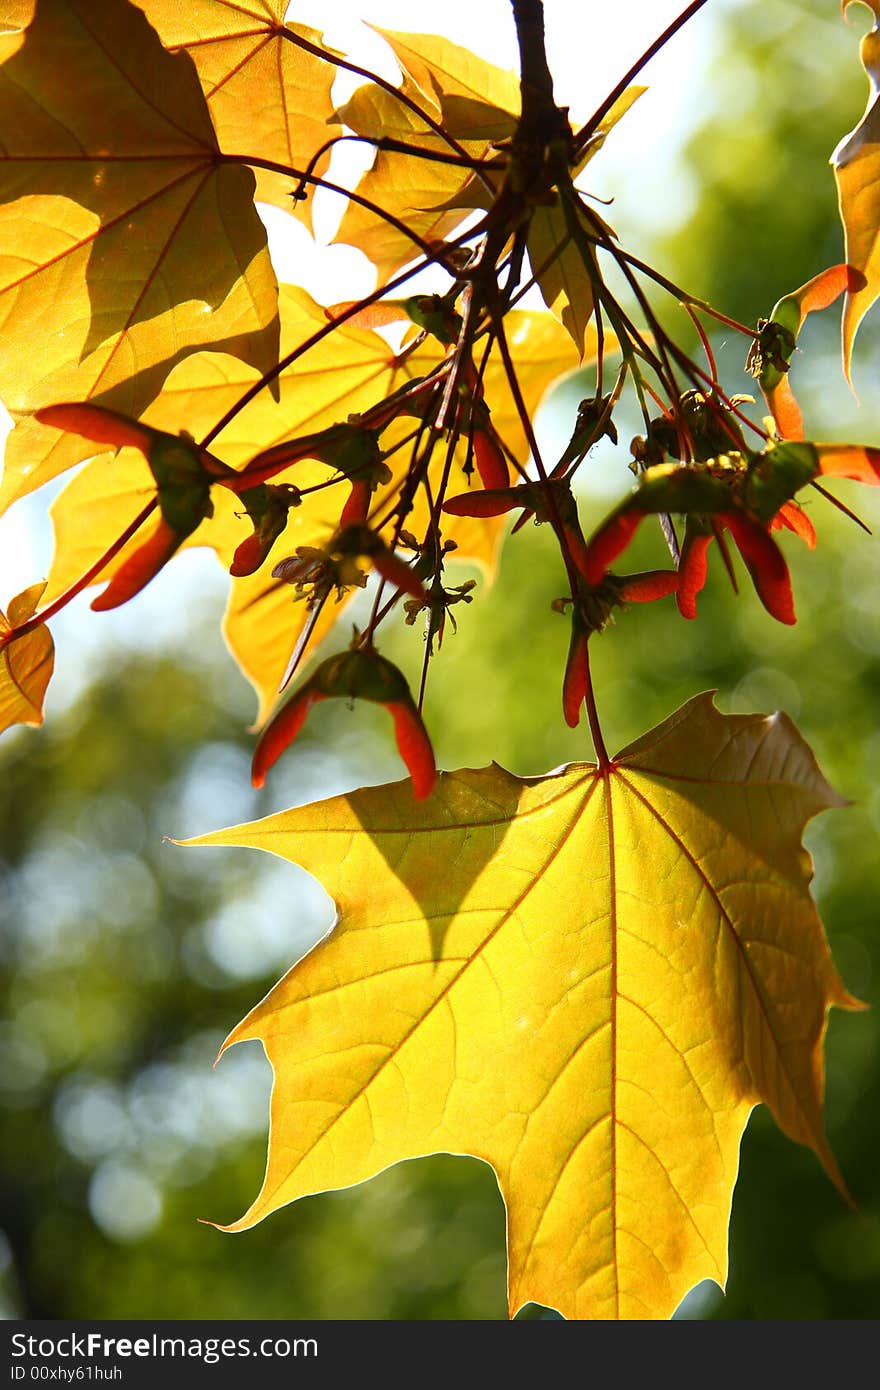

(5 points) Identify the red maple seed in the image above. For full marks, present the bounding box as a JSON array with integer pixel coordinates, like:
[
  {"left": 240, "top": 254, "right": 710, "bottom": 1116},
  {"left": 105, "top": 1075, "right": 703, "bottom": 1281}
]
[
  {"left": 563, "top": 621, "right": 589, "bottom": 729},
  {"left": 676, "top": 531, "right": 713, "bottom": 621},
  {"left": 581, "top": 511, "right": 644, "bottom": 586},
  {"left": 472, "top": 428, "right": 510, "bottom": 490},
  {"left": 339, "top": 478, "right": 372, "bottom": 528},
  {"left": 90, "top": 519, "right": 181, "bottom": 612},
  {"left": 772, "top": 501, "right": 817, "bottom": 549},
  {"left": 619, "top": 570, "right": 680, "bottom": 603},
  {"left": 251, "top": 650, "right": 436, "bottom": 799},
  {"left": 722, "top": 511, "right": 796, "bottom": 625},
  {"left": 385, "top": 702, "right": 437, "bottom": 800}
]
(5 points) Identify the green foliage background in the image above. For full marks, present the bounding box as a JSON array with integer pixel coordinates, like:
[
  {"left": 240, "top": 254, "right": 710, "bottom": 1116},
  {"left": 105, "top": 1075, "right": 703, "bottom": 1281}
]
[{"left": 1, "top": 0, "right": 878, "bottom": 1320}]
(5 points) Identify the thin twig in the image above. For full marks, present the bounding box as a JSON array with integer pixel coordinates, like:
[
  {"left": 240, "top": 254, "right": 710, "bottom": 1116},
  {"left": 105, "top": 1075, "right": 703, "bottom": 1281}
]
[{"left": 573, "top": 0, "right": 712, "bottom": 152}]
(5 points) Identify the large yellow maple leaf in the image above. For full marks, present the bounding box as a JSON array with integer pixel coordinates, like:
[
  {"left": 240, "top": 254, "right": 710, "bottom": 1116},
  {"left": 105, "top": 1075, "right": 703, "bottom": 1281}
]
[{"left": 184, "top": 693, "right": 859, "bottom": 1320}]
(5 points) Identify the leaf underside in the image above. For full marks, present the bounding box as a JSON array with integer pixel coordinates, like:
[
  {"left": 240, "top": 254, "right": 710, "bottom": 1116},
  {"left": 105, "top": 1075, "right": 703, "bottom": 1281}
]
[
  {"left": 833, "top": 8, "right": 880, "bottom": 376},
  {"left": 332, "top": 28, "right": 519, "bottom": 281},
  {"left": 184, "top": 693, "right": 857, "bottom": 1321}
]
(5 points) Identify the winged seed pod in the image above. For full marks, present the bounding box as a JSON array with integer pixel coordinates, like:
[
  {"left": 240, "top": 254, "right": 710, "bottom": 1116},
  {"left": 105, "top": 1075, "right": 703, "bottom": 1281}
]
[
  {"left": 582, "top": 441, "right": 880, "bottom": 624},
  {"left": 251, "top": 649, "right": 436, "bottom": 799},
  {"left": 34, "top": 403, "right": 231, "bottom": 609}
]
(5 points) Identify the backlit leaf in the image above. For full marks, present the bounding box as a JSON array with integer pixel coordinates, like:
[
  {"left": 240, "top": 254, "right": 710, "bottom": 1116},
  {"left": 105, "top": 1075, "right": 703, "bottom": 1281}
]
[
  {"left": 333, "top": 29, "right": 518, "bottom": 279},
  {"left": 41, "top": 285, "right": 428, "bottom": 593},
  {"left": 0, "top": 0, "right": 279, "bottom": 512},
  {"left": 185, "top": 693, "right": 857, "bottom": 1320},
  {"left": 524, "top": 88, "right": 644, "bottom": 356},
  {"left": 0, "top": 582, "right": 54, "bottom": 731},
  {"left": 373, "top": 28, "right": 521, "bottom": 129},
  {"left": 137, "top": 0, "right": 341, "bottom": 227},
  {"left": 573, "top": 85, "right": 646, "bottom": 175},
  {"left": 527, "top": 196, "right": 597, "bottom": 356},
  {"left": 832, "top": 0, "right": 880, "bottom": 376}
]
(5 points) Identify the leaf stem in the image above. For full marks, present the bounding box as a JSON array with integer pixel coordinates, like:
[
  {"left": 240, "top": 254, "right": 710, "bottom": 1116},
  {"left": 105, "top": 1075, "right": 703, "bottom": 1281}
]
[
  {"left": 0, "top": 498, "right": 158, "bottom": 649},
  {"left": 583, "top": 639, "right": 610, "bottom": 770},
  {"left": 289, "top": 133, "right": 501, "bottom": 206},
  {"left": 223, "top": 153, "right": 460, "bottom": 272}
]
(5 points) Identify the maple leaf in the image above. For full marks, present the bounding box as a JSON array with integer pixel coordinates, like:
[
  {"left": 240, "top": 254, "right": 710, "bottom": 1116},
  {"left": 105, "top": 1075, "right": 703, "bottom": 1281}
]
[
  {"left": 0, "top": 0, "right": 279, "bottom": 512},
  {"left": 183, "top": 694, "right": 858, "bottom": 1321},
  {"left": 527, "top": 197, "right": 598, "bottom": 359},
  {"left": 137, "top": 0, "right": 341, "bottom": 228},
  {"left": 0, "top": 582, "right": 54, "bottom": 732},
  {"left": 375, "top": 27, "right": 522, "bottom": 130},
  {"left": 333, "top": 29, "right": 519, "bottom": 280},
  {"left": 526, "top": 88, "right": 643, "bottom": 356}
]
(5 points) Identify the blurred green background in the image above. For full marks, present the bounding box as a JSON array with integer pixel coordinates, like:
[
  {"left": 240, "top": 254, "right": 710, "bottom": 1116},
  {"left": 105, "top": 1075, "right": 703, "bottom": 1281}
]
[{"left": 1, "top": 0, "right": 878, "bottom": 1321}]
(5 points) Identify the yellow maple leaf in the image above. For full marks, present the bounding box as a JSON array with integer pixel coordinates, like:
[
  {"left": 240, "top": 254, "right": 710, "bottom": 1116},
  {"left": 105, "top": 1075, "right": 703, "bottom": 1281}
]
[
  {"left": 374, "top": 27, "right": 521, "bottom": 134},
  {"left": 183, "top": 693, "right": 859, "bottom": 1320},
  {"left": 526, "top": 88, "right": 644, "bottom": 356},
  {"left": 527, "top": 197, "right": 598, "bottom": 359},
  {"left": 136, "top": 0, "right": 341, "bottom": 229},
  {"left": 0, "top": 0, "right": 279, "bottom": 513},
  {"left": 0, "top": 582, "right": 54, "bottom": 732},
  {"left": 333, "top": 29, "right": 518, "bottom": 280}
]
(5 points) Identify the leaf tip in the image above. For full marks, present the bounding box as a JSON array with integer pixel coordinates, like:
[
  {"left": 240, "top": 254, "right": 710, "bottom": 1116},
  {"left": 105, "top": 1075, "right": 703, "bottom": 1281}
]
[
  {"left": 163, "top": 830, "right": 222, "bottom": 850},
  {"left": 196, "top": 1211, "right": 253, "bottom": 1232}
]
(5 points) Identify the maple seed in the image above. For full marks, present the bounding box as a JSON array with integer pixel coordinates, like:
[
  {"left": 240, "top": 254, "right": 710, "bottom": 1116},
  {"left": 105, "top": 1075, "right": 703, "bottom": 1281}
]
[
  {"left": 443, "top": 477, "right": 594, "bottom": 582},
  {"left": 676, "top": 523, "right": 714, "bottom": 621},
  {"left": 618, "top": 570, "right": 680, "bottom": 603},
  {"left": 562, "top": 612, "right": 590, "bottom": 728},
  {"left": 403, "top": 293, "right": 463, "bottom": 344},
  {"left": 231, "top": 484, "right": 302, "bottom": 577},
  {"left": 34, "top": 403, "right": 228, "bottom": 608},
  {"left": 91, "top": 518, "right": 181, "bottom": 612},
  {"left": 251, "top": 650, "right": 436, "bottom": 799},
  {"left": 472, "top": 427, "right": 510, "bottom": 490},
  {"left": 333, "top": 525, "right": 429, "bottom": 602},
  {"left": 581, "top": 452, "right": 830, "bottom": 623},
  {"left": 563, "top": 571, "right": 679, "bottom": 725}
]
